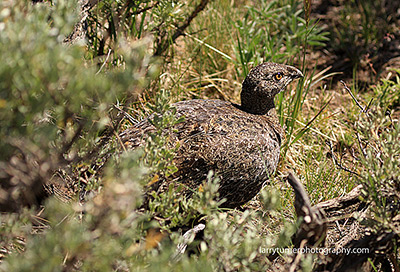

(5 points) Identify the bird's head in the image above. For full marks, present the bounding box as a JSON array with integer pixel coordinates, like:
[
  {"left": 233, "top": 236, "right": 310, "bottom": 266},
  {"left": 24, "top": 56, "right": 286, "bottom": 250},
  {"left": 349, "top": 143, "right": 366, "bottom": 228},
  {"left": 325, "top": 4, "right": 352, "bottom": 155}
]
[{"left": 241, "top": 62, "right": 303, "bottom": 114}]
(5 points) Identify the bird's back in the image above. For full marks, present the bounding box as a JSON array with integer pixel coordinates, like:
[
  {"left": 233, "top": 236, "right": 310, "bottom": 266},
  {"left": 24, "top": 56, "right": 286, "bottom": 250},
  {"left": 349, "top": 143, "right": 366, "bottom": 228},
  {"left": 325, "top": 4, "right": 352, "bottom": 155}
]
[{"left": 120, "top": 99, "right": 283, "bottom": 208}]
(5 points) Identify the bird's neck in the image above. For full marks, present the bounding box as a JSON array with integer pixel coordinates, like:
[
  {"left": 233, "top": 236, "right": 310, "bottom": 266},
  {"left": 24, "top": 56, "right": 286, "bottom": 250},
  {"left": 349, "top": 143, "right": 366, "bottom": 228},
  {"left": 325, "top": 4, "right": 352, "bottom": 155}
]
[{"left": 240, "top": 91, "right": 276, "bottom": 115}]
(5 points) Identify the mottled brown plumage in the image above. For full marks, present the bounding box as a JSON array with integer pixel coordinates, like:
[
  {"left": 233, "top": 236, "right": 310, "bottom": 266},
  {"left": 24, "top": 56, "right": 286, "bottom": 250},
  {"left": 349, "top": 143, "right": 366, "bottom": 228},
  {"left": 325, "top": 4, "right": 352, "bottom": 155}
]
[{"left": 120, "top": 62, "right": 303, "bottom": 208}]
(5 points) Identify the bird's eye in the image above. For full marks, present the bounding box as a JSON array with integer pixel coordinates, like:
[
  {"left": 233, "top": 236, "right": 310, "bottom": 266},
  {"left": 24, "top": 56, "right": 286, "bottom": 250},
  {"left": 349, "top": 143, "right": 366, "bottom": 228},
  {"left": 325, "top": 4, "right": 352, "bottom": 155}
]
[{"left": 274, "top": 73, "right": 283, "bottom": 81}]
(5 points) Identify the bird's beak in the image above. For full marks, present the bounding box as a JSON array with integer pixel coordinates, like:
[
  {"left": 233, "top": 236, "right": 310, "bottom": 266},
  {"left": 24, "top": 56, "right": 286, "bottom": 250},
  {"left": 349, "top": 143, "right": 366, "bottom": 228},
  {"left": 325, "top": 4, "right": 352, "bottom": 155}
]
[
  {"left": 293, "top": 71, "right": 304, "bottom": 79},
  {"left": 287, "top": 65, "right": 304, "bottom": 79},
  {"left": 292, "top": 68, "right": 304, "bottom": 79}
]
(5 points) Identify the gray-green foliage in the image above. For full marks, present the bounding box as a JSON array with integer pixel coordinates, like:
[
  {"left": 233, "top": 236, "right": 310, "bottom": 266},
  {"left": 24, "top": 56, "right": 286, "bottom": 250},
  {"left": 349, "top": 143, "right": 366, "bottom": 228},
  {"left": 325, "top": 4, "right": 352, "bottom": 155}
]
[
  {"left": 0, "top": 0, "right": 153, "bottom": 267},
  {"left": 147, "top": 171, "right": 223, "bottom": 229},
  {"left": 357, "top": 103, "right": 400, "bottom": 229},
  {"left": 2, "top": 151, "right": 280, "bottom": 271},
  {"left": 0, "top": 1, "right": 153, "bottom": 160},
  {"left": 145, "top": 89, "right": 185, "bottom": 178},
  {"left": 2, "top": 151, "right": 148, "bottom": 271}
]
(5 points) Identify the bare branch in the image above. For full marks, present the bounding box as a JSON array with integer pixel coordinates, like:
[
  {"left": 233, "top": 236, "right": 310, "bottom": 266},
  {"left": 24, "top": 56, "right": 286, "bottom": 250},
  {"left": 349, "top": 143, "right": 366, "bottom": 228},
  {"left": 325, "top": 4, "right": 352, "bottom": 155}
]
[
  {"left": 153, "top": 0, "right": 210, "bottom": 56},
  {"left": 326, "top": 140, "right": 360, "bottom": 176},
  {"left": 285, "top": 171, "right": 327, "bottom": 270},
  {"left": 340, "top": 80, "right": 366, "bottom": 113}
]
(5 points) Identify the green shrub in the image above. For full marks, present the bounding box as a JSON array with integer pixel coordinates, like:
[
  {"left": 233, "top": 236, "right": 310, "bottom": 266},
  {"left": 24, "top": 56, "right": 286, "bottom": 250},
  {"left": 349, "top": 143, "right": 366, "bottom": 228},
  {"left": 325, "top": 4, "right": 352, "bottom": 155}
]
[
  {"left": 357, "top": 89, "right": 400, "bottom": 229},
  {"left": 0, "top": 0, "right": 154, "bottom": 211}
]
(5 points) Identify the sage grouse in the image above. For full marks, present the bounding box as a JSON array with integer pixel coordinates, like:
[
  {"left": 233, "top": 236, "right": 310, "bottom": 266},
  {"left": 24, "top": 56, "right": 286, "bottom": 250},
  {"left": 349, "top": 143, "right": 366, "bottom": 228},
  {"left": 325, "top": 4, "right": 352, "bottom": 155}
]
[{"left": 120, "top": 62, "right": 303, "bottom": 208}]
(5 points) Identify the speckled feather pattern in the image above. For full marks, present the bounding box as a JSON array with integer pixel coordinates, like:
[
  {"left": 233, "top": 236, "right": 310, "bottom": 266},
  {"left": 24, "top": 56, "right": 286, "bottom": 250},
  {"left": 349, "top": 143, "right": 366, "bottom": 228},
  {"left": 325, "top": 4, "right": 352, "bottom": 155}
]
[{"left": 120, "top": 62, "right": 303, "bottom": 208}]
